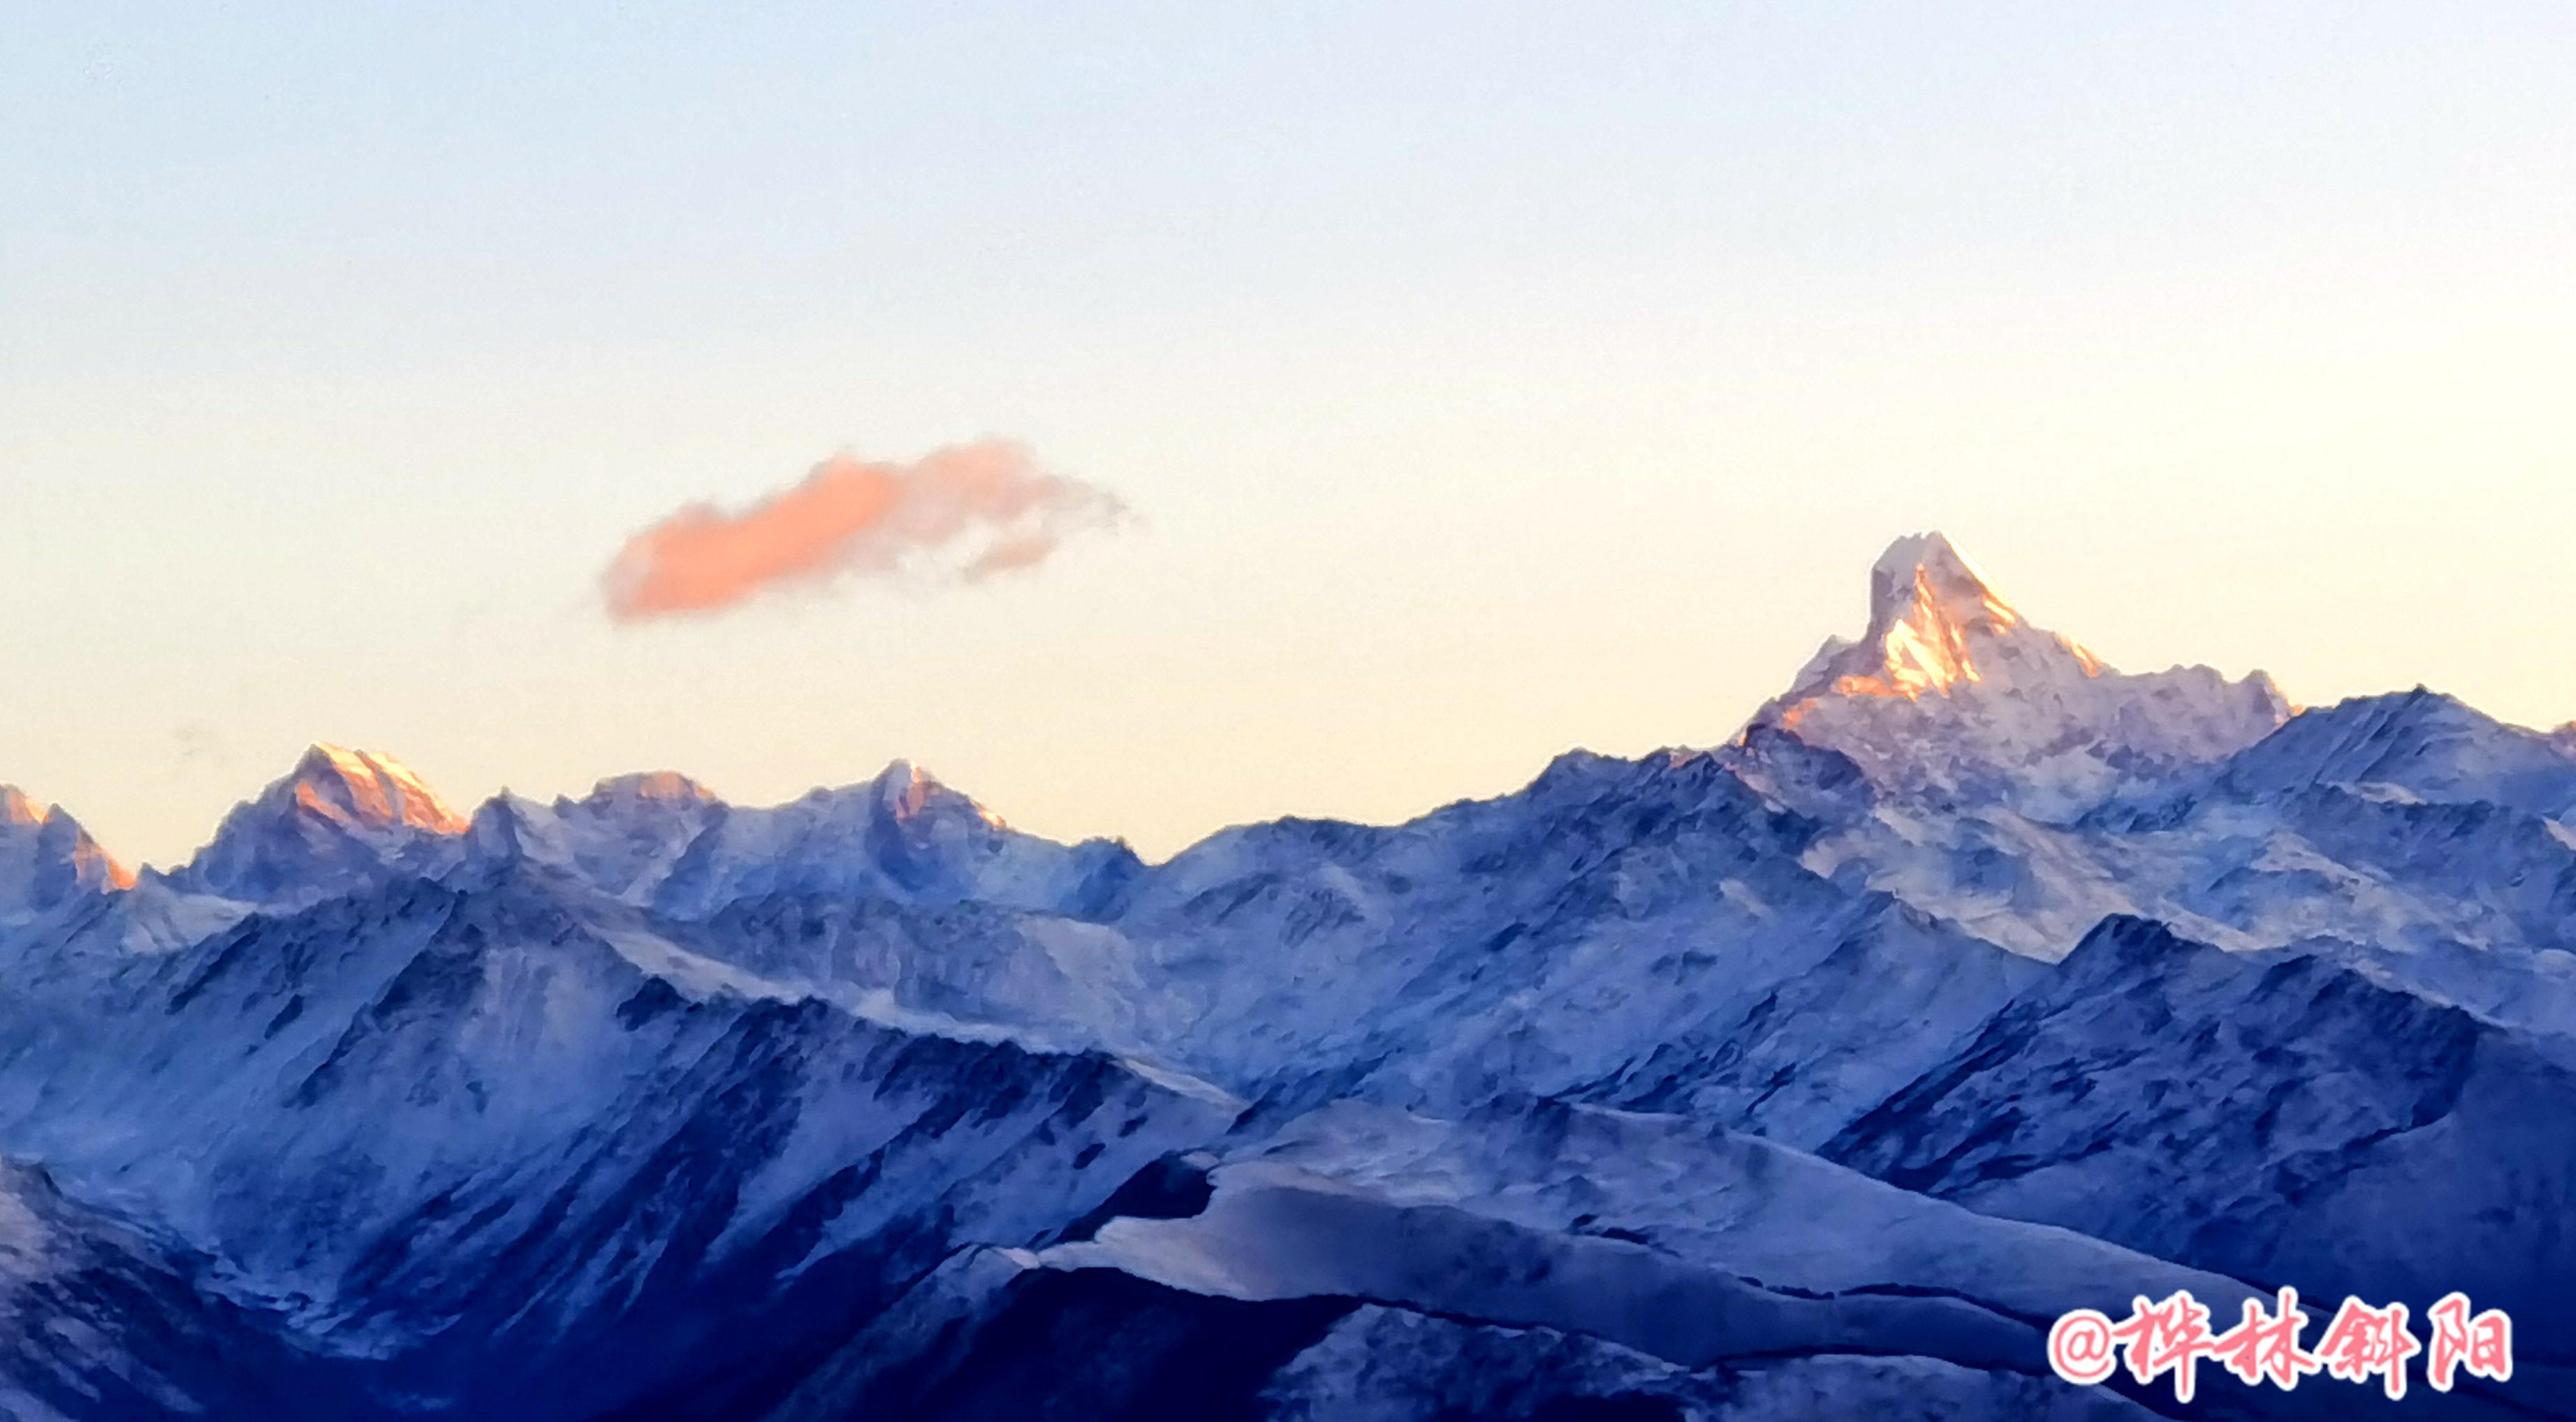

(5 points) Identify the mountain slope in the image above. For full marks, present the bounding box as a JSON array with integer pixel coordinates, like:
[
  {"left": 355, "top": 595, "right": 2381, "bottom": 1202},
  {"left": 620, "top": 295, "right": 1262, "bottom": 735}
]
[
  {"left": 0, "top": 1158, "right": 367, "bottom": 1421},
  {"left": 0, "top": 861, "right": 1243, "bottom": 1419},
  {"left": 1825, "top": 915, "right": 2576, "bottom": 1364}
]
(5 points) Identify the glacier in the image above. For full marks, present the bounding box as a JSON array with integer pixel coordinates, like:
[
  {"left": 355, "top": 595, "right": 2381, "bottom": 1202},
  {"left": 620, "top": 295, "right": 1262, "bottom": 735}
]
[{"left": 0, "top": 531, "right": 2566, "bottom": 1419}]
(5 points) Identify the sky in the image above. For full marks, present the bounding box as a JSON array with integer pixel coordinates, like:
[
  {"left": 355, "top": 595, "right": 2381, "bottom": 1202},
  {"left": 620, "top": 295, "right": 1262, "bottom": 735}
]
[{"left": 5, "top": 2, "right": 2573, "bottom": 868}]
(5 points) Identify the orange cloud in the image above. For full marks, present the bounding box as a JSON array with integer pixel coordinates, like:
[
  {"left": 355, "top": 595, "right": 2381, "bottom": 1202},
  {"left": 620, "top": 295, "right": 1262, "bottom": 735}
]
[{"left": 603, "top": 441, "right": 1127, "bottom": 621}]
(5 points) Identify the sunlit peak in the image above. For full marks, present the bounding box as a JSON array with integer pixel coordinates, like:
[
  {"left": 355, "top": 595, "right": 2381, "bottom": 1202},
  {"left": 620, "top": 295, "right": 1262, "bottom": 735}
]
[
  {"left": 0, "top": 789, "right": 135, "bottom": 891},
  {"left": 870, "top": 759, "right": 1007, "bottom": 830},
  {"left": 589, "top": 770, "right": 715, "bottom": 805},
  {"left": 284, "top": 743, "right": 469, "bottom": 835},
  {"left": 0, "top": 786, "right": 47, "bottom": 827},
  {"left": 1823, "top": 531, "right": 2096, "bottom": 701},
  {"left": 1757, "top": 532, "right": 2120, "bottom": 737},
  {"left": 873, "top": 759, "right": 935, "bottom": 819}
]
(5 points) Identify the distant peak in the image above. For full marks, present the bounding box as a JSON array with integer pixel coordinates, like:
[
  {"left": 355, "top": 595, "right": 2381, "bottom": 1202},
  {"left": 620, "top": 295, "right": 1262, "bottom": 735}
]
[
  {"left": 0, "top": 786, "right": 45, "bottom": 826},
  {"left": 0, "top": 787, "right": 133, "bottom": 895},
  {"left": 1870, "top": 529, "right": 1979, "bottom": 585},
  {"left": 870, "top": 759, "right": 937, "bottom": 818},
  {"left": 278, "top": 743, "right": 467, "bottom": 835},
  {"left": 293, "top": 742, "right": 369, "bottom": 777},
  {"left": 587, "top": 770, "right": 715, "bottom": 805},
  {"left": 1746, "top": 533, "right": 2290, "bottom": 813},
  {"left": 1824, "top": 532, "right": 2095, "bottom": 702},
  {"left": 1869, "top": 532, "right": 2014, "bottom": 629},
  {"left": 868, "top": 759, "right": 1007, "bottom": 830}
]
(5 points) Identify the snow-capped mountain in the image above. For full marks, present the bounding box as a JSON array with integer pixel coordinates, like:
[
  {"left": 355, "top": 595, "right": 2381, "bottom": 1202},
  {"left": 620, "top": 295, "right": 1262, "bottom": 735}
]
[
  {"left": 1751, "top": 532, "right": 2290, "bottom": 819},
  {"left": 0, "top": 789, "right": 129, "bottom": 926},
  {"left": 173, "top": 744, "right": 469, "bottom": 906},
  {"left": 0, "top": 534, "right": 2566, "bottom": 1419}
]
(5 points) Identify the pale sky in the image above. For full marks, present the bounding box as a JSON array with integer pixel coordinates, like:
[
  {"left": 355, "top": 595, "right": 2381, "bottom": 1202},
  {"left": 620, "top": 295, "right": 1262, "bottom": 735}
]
[{"left": 6, "top": 3, "right": 2573, "bottom": 868}]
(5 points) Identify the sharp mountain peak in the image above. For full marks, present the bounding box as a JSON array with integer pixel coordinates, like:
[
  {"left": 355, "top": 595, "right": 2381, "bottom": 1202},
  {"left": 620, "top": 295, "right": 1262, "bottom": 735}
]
[{"left": 275, "top": 742, "right": 470, "bottom": 836}]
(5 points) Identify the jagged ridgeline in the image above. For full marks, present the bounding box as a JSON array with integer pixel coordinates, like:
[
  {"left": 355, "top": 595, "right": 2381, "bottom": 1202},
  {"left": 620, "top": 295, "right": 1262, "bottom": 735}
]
[{"left": 0, "top": 534, "right": 2569, "bottom": 1421}]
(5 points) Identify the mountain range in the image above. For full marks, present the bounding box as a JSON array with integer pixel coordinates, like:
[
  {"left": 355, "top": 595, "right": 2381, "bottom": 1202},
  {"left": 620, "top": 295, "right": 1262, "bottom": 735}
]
[{"left": 0, "top": 533, "right": 2567, "bottom": 1420}]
